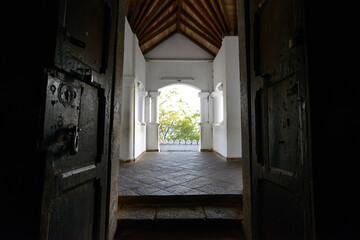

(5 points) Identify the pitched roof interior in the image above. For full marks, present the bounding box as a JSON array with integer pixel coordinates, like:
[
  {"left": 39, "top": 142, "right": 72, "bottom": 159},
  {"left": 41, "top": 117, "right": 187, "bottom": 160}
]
[{"left": 126, "top": 0, "right": 238, "bottom": 57}]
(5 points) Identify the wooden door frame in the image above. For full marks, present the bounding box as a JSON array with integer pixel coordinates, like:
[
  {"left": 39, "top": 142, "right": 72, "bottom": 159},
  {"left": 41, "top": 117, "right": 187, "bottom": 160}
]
[
  {"left": 237, "top": 0, "right": 253, "bottom": 239},
  {"left": 237, "top": 0, "right": 315, "bottom": 239}
]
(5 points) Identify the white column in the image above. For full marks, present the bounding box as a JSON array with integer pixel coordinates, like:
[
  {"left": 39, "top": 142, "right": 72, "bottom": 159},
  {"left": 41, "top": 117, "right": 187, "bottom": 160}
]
[
  {"left": 137, "top": 90, "right": 147, "bottom": 124},
  {"left": 198, "top": 92, "right": 209, "bottom": 123},
  {"left": 198, "top": 92, "right": 212, "bottom": 151},
  {"left": 146, "top": 91, "right": 161, "bottom": 151},
  {"left": 119, "top": 76, "right": 135, "bottom": 162},
  {"left": 144, "top": 95, "right": 150, "bottom": 124},
  {"left": 149, "top": 91, "right": 161, "bottom": 123},
  {"left": 211, "top": 91, "right": 223, "bottom": 126}
]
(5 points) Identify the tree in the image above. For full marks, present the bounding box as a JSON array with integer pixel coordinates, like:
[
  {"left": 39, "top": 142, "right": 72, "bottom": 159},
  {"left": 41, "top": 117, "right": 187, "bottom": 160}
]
[{"left": 158, "top": 87, "right": 200, "bottom": 142}]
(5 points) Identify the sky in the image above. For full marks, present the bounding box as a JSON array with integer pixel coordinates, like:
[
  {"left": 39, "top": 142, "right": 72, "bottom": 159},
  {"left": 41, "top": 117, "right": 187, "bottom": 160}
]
[{"left": 159, "top": 84, "right": 200, "bottom": 111}]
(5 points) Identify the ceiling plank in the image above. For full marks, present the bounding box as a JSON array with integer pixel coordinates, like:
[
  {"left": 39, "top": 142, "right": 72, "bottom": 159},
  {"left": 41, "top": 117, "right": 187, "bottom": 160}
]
[
  {"left": 181, "top": 9, "right": 222, "bottom": 44},
  {"left": 194, "top": 0, "right": 223, "bottom": 38},
  {"left": 218, "top": 0, "right": 231, "bottom": 32},
  {"left": 179, "top": 29, "right": 217, "bottom": 57},
  {"left": 209, "top": 0, "right": 227, "bottom": 33},
  {"left": 212, "top": 0, "right": 229, "bottom": 33},
  {"left": 183, "top": 0, "right": 222, "bottom": 41},
  {"left": 133, "top": 0, "right": 152, "bottom": 33},
  {"left": 180, "top": 19, "right": 221, "bottom": 48},
  {"left": 129, "top": 0, "right": 144, "bottom": 27},
  {"left": 176, "top": 0, "right": 182, "bottom": 30},
  {"left": 139, "top": 17, "right": 177, "bottom": 45},
  {"left": 138, "top": 1, "right": 177, "bottom": 39},
  {"left": 134, "top": 0, "right": 163, "bottom": 35}
]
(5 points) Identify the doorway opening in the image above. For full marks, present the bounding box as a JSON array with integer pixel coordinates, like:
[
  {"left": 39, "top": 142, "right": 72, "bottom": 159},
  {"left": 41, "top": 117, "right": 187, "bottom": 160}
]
[{"left": 158, "top": 84, "right": 200, "bottom": 152}]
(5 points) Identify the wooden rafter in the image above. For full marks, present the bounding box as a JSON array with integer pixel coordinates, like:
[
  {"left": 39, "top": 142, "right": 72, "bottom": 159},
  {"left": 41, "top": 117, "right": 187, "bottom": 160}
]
[
  {"left": 219, "top": 0, "right": 231, "bottom": 33},
  {"left": 209, "top": 0, "right": 227, "bottom": 33},
  {"left": 212, "top": 0, "right": 229, "bottom": 33},
  {"left": 129, "top": 0, "right": 144, "bottom": 27},
  {"left": 180, "top": 9, "right": 222, "bottom": 44},
  {"left": 138, "top": 1, "right": 177, "bottom": 39},
  {"left": 180, "top": 18, "right": 221, "bottom": 48},
  {"left": 134, "top": 0, "right": 162, "bottom": 34},
  {"left": 139, "top": 17, "right": 177, "bottom": 45},
  {"left": 133, "top": 0, "right": 152, "bottom": 33},
  {"left": 126, "top": 0, "right": 237, "bottom": 56},
  {"left": 176, "top": 0, "right": 182, "bottom": 30},
  {"left": 194, "top": 0, "right": 223, "bottom": 37},
  {"left": 183, "top": 0, "right": 221, "bottom": 41},
  {"left": 137, "top": 0, "right": 174, "bottom": 38}
]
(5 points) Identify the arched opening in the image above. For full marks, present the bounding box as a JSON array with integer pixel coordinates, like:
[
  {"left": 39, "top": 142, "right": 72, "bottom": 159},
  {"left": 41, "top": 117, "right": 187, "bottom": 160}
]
[{"left": 158, "top": 84, "right": 200, "bottom": 152}]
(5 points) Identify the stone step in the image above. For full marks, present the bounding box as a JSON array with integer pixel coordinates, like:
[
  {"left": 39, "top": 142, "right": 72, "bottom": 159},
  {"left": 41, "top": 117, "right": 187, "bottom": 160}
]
[
  {"left": 117, "top": 195, "right": 243, "bottom": 230},
  {"left": 118, "top": 194, "right": 242, "bottom": 206}
]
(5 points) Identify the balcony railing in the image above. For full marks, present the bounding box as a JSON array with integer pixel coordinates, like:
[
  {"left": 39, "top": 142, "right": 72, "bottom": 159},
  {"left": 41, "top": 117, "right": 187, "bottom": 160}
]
[{"left": 159, "top": 139, "right": 200, "bottom": 152}]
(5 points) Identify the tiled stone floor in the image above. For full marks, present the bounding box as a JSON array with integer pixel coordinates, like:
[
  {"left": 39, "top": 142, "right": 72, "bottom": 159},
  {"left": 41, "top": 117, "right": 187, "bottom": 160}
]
[{"left": 118, "top": 152, "right": 243, "bottom": 196}]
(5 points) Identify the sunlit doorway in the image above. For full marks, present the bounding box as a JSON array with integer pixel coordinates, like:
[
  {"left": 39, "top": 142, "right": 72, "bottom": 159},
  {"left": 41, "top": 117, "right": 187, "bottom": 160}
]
[{"left": 158, "top": 84, "right": 200, "bottom": 152}]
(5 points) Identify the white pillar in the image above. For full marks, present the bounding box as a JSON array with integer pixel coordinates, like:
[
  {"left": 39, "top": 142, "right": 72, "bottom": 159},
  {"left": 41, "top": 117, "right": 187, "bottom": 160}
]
[
  {"left": 198, "top": 92, "right": 213, "bottom": 151},
  {"left": 211, "top": 91, "right": 224, "bottom": 126},
  {"left": 119, "top": 76, "right": 135, "bottom": 161},
  {"left": 137, "top": 90, "right": 147, "bottom": 124},
  {"left": 146, "top": 91, "right": 161, "bottom": 151},
  {"left": 149, "top": 91, "right": 161, "bottom": 123},
  {"left": 144, "top": 95, "right": 150, "bottom": 124},
  {"left": 198, "top": 92, "right": 209, "bottom": 123}
]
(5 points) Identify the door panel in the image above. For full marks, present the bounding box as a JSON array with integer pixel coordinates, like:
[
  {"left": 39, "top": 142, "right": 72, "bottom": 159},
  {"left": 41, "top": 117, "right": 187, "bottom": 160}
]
[
  {"left": 48, "top": 180, "right": 97, "bottom": 240},
  {"left": 254, "top": 0, "right": 295, "bottom": 76},
  {"left": 268, "top": 75, "right": 299, "bottom": 173},
  {"left": 259, "top": 180, "right": 304, "bottom": 240},
  {"left": 41, "top": 0, "right": 112, "bottom": 238},
  {"left": 41, "top": 70, "right": 107, "bottom": 239},
  {"left": 250, "top": 0, "right": 313, "bottom": 239}
]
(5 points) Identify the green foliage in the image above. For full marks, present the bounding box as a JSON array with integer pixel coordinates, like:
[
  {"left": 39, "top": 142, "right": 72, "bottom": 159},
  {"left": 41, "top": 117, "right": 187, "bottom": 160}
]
[{"left": 159, "top": 87, "right": 200, "bottom": 142}]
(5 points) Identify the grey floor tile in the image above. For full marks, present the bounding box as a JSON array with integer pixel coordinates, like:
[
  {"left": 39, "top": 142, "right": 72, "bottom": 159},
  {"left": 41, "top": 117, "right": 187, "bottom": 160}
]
[{"left": 118, "top": 152, "right": 243, "bottom": 196}]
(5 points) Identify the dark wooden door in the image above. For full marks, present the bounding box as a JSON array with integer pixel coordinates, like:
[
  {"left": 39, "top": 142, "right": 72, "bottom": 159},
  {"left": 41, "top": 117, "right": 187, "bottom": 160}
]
[
  {"left": 40, "top": 0, "right": 112, "bottom": 239},
  {"left": 249, "top": 0, "right": 313, "bottom": 239}
]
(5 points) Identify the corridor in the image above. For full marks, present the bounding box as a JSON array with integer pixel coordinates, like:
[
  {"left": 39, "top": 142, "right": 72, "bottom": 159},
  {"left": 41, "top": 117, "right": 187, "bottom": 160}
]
[{"left": 118, "top": 152, "right": 243, "bottom": 196}]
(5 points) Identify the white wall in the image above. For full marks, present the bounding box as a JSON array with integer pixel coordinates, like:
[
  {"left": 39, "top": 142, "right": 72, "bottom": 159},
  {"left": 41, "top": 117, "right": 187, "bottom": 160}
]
[
  {"left": 146, "top": 61, "right": 213, "bottom": 92},
  {"left": 119, "top": 18, "right": 147, "bottom": 161},
  {"left": 212, "top": 36, "right": 241, "bottom": 158},
  {"left": 145, "top": 33, "right": 214, "bottom": 92},
  {"left": 224, "top": 37, "right": 241, "bottom": 158},
  {"left": 212, "top": 44, "right": 227, "bottom": 157},
  {"left": 134, "top": 36, "right": 147, "bottom": 158},
  {"left": 145, "top": 33, "right": 213, "bottom": 60}
]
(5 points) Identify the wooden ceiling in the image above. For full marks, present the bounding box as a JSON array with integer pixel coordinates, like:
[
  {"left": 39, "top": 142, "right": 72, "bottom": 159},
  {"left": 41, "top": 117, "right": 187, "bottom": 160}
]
[{"left": 126, "top": 0, "right": 238, "bottom": 57}]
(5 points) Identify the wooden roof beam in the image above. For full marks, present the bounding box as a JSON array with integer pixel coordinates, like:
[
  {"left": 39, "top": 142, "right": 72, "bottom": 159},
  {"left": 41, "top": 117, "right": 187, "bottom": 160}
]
[
  {"left": 138, "top": 1, "right": 177, "bottom": 39},
  {"left": 133, "top": 0, "right": 163, "bottom": 35},
  {"left": 133, "top": 0, "right": 152, "bottom": 33},
  {"left": 180, "top": 19, "right": 221, "bottom": 48},
  {"left": 182, "top": 0, "right": 222, "bottom": 41},
  {"left": 181, "top": 9, "right": 222, "bottom": 44},
  {"left": 139, "top": 18, "right": 177, "bottom": 45},
  {"left": 218, "top": 0, "right": 231, "bottom": 33},
  {"left": 176, "top": 0, "right": 182, "bottom": 30},
  {"left": 210, "top": 0, "right": 227, "bottom": 33},
  {"left": 194, "top": 0, "right": 223, "bottom": 38},
  {"left": 129, "top": 0, "right": 144, "bottom": 27}
]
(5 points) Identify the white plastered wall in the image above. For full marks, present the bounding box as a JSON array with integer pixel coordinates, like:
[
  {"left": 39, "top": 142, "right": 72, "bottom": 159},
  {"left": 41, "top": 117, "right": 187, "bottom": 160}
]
[
  {"left": 119, "top": 18, "right": 147, "bottom": 161},
  {"left": 212, "top": 36, "right": 242, "bottom": 159}
]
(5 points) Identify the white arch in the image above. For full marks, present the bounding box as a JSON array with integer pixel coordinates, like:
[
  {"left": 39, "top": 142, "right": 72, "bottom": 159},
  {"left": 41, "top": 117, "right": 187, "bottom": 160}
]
[{"left": 158, "top": 82, "right": 201, "bottom": 92}]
